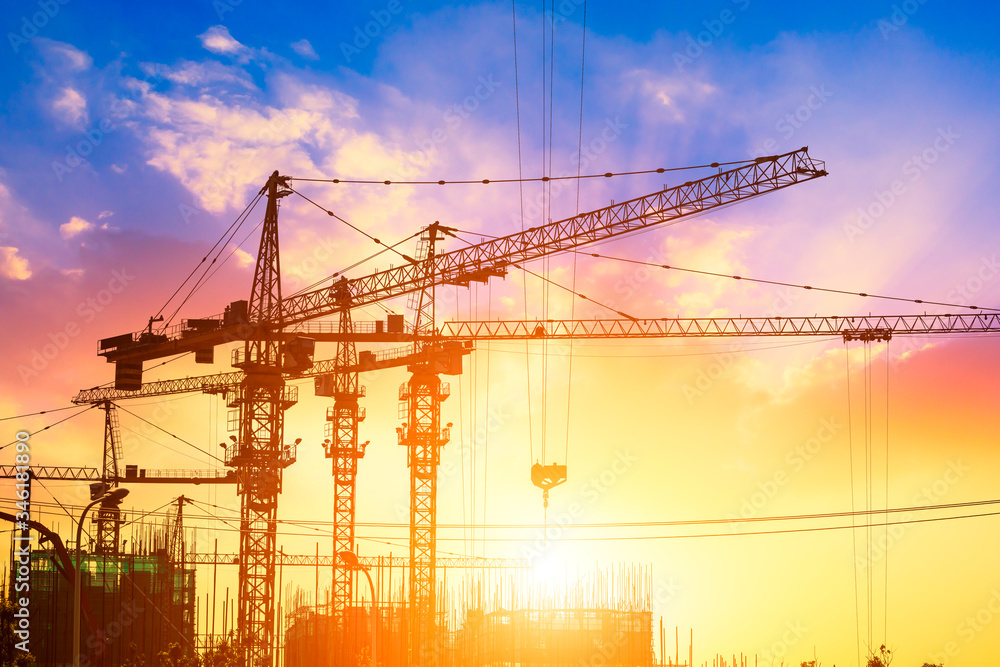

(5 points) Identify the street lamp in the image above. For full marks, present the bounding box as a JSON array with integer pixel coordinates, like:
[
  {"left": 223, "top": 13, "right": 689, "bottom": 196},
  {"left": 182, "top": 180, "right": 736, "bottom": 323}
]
[
  {"left": 74, "top": 487, "right": 129, "bottom": 667},
  {"left": 339, "top": 550, "right": 377, "bottom": 667}
]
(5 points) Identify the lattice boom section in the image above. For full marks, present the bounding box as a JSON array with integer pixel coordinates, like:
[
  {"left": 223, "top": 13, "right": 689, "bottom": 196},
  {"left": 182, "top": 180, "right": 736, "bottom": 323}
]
[{"left": 280, "top": 149, "right": 826, "bottom": 324}]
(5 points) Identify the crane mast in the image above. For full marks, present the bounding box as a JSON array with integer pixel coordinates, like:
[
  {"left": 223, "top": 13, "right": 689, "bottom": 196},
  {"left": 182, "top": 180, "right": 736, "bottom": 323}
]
[
  {"left": 399, "top": 223, "right": 455, "bottom": 664},
  {"left": 315, "top": 281, "right": 368, "bottom": 625},
  {"left": 229, "top": 172, "right": 297, "bottom": 667},
  {"left": 76, "top": 149, "right": 831, "bottom": 666},
  {"left": 95, "top": 400, "right": 126, "bottom": 554}
]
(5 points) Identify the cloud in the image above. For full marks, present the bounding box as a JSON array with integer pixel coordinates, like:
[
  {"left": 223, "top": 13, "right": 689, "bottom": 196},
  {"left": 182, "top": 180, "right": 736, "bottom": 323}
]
[
  {"left": 199, "top": 25, "right": 248, "bottom": 58},
  {"left": 60, "top": 216, "right": 94, "bottom": 239},
  {"left": 0, "top": 247, "right": 31, "bottom": 280},
  {"left": 233, "top": 246, "right": 254, "bottom": 268},
  {"left": 98, "top": 210, "right": 114, "bottom": 219},
  {"left": 52, "top": 87, "right": 88, "bottom": 128},
  {"left": 291, "top": 39, "right": 319, "bottom": 60},
  {"left": 144, "top": 60, "right": 256, "bottom": 89},
  {"left": 37, "top": 39, "right": 92, "bottom": 71},
  {"left": 130, "top": 74, "right": 366, "bottom": 212}
]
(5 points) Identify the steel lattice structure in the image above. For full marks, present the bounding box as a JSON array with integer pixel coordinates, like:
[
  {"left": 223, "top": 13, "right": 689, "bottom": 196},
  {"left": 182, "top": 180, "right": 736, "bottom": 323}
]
[
  {"left": 230, "top": 172, "right": 295, "bottom": 667},
  {"left": 436, "top": 313, "right": 1000, "bottom": 339},
  {"left": 92, "top": 148, "right": 827, "bottom": 364},
  {"left": 279, "top": 150, "right": 827, "bottom": 325},
  {"left": 316, "top": 285, "right": 368, "bottom": 617},
  {"left": 184, "top": 553, "right": 530, "bottom": 568},
  {"left": 95, "top": 401, "right": 125, "bottom": 554},
  {"left": 399, "top": 223, "right": 453, "bottom": 665},
  {"left": 73, "top": 149, "right": 832, "bottom": 666}
]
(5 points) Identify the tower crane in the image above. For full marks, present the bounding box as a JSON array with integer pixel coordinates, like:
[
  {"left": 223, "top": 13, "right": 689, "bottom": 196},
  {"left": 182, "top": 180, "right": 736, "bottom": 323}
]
[
  {"left": 1, "top": 401, "right": 234, "bottom": 557},
  {"left": 82, "top": 148, "right": 828, "bottom": 665},
  {"left": 73, "top": 310, "right": 1000, "bottom": 661}
]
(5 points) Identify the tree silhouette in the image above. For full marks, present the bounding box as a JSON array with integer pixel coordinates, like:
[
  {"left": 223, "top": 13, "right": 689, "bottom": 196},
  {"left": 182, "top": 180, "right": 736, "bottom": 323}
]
[
  {"left": 0, "top": 596, "right": 35, "bottom": 666},
  {"left": 121, "top": 642, "right": 145, "bottom": 667},
  {"left": 200, "top": 632, "right": 240, "bottom": 667},
  {"left": 866, "top": 644, "right": 893, "bottom": 667}
]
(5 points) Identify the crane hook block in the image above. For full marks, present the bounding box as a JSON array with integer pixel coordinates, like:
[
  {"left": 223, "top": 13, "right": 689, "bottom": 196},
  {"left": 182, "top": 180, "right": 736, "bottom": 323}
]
[{"left": 531, "top": 462, "right": 567, "bottom": 492}]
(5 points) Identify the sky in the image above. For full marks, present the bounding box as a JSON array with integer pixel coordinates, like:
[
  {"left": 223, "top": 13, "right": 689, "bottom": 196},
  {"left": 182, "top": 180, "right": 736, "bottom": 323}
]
[{"left": 2, "top": 1, "right": 1000, "bottom": 665}]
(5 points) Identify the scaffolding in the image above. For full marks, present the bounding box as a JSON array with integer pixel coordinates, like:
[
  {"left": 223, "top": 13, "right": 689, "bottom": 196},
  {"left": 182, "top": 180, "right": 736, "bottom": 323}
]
[
  {"left": 281, "top": 563, "right": 655, "bottom": 667},
  {"left": 18, "top": 547, "right": 195, "bottom": 666},
  {"left": 456, "top": 608, "right": 653, "bottom": 667}
]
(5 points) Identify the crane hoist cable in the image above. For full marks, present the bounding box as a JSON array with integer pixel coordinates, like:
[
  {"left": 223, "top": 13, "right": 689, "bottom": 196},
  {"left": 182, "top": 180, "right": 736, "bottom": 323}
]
[
  {"left": 884, "top": 338, "right": 890, "bottom": 644},
  {"left": 566, "top": 0, "right": 587, "bottom": 475},
  {"left": 510, "top": 0, "right": 535, "bottom": 494}
]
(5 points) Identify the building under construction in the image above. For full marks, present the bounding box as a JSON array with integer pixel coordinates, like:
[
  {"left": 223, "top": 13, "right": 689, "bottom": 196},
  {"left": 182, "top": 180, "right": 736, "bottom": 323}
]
[
  {"left": 281, "top": 564, "right": 655, "bottom": 667},
  {"left": 14, "top": 546, "right": 195, "bottom": 666}
]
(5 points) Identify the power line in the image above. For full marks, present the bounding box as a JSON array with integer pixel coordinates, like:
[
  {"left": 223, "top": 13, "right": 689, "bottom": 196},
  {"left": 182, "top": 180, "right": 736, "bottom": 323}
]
[
  {"left": 0, "top": 404, "right": 98, "bottom": 452},
  {"left": 10, "top": 496, "right": 983, "bottom": 532},
  {"left": 411, "top": 508, "right": 1000, "bottom": 542},
  {"left": 0, "top": 404, "right": 82, "bottom": 422}
]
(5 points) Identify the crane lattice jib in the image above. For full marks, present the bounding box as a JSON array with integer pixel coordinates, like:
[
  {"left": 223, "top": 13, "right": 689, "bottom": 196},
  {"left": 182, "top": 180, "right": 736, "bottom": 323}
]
[
  {"left": 92, "top": 149, "right": 825, "bottom": 364},
  {"left": 436, "top": 313, "right": 1000, "bottom": 339},
  {"left": 280, "top": 148, "right": 826, "bottom": 325},
  {"left": 72, "top": 313, "right": 1000, "bottom": 405}
]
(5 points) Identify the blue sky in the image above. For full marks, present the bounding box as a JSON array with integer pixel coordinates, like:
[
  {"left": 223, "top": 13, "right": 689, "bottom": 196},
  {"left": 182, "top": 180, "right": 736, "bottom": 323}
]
[{"left": 3, "top": 2, "right": 1000, "bottom": 665}]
